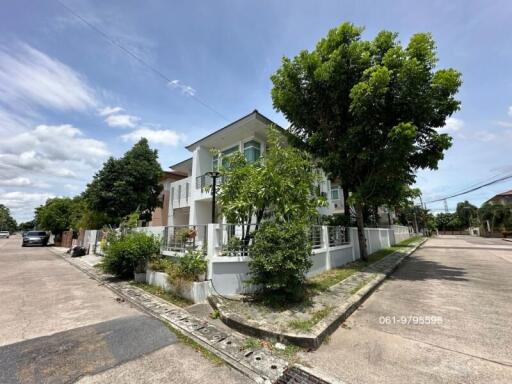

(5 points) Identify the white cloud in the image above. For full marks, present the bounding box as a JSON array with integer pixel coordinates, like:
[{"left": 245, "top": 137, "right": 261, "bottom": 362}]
[
  {"left": 121, "top": 127, "right": 185, "bottom": 146},
  {"left": 0, "top": 191, "right": 56, "bottom": 222},
  {"left": 0, "top": 124, "right": 109, "bottom": 177},
  {"left": 495, "top": 121, "right": 512, "bottom": 128},
  {"left": 473, "top": 131, "right": 497, "bottom": 142},
  {"left": 438, "top": 117, "right": 464, "bottom": 133},
  {"left": 508, "top": 105, "right": 512, "bottom": 117},
  {"left": 98, "top": 106, "right": 124, "bottom": 116},
  {"left": 0, "top": 43, "right": 97, "bottom": 113},
  {"left": 105, "top": 113, "right": 140, "bottom": 128},
  {"left": 169, "top": 80, "right": 196, "bottom": 96},
  {"left": 0, "top": 177, "right": 32, "bottom": 187}
]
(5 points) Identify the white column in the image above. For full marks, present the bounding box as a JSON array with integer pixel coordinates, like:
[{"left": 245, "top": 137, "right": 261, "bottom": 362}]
[
  {"left": 322, "top": 226, "right": 331, "bottom": 271},
  {"left": 206, "top": 223, "right": 219, "bottom": 280}
]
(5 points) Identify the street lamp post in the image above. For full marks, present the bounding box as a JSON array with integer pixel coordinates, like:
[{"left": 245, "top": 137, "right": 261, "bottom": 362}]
[{"left": 206, "top": 171, "right": 221, "bottom": 223}]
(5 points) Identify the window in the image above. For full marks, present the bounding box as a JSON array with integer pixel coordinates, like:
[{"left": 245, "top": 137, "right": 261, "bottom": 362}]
[
  {"left": 171, "top": 187, "right": 174, "bottom": 202},
  {"left": 331, "top": 188, "right": 340, "bottom": 201},
  {"left": 243, "top": 140, "right": 261, "bottom": 163},
  {"left": 219, "top": 145, "right": 240, "bottom": 169},
  {"left": 212, "top": 155, "right": 219, "bottom": 171}
]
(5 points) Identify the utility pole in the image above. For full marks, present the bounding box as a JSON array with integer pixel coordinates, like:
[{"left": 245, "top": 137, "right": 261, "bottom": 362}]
[{"left": 443, "top": 199, "right": 449, "bottom": 213}]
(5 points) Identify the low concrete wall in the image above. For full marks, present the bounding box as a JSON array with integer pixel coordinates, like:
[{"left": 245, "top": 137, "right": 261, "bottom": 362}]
[
  {"left": 146, "top": 269, "right": 211, "bottom": 303},
  {"left": 208, "top": 225, "right": 412, "bottom": 296}
]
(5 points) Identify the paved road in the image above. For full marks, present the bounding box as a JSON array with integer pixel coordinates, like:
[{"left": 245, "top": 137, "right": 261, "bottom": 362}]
[
  {"left": 0, "top": 235, "right": 251, "bottom": 384},
  {"left": 304, "top": 235, "right": 512, "bottom": 383}
]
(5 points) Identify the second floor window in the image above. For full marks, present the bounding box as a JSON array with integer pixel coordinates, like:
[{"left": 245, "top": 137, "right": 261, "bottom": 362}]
[
  {"left": 244, "top": 140, "right": 261, "bottom": 163},
  {"left": 331, "top": 187, "right": 341, "bottom": 201},
  {"left": 213, "top": 145, "right": 240, "bottom": 170}
]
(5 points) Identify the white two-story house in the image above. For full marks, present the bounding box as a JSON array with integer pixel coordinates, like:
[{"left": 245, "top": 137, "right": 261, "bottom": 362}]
[{"left": 163, "top": 110, "right": 344, "bottom": 227}]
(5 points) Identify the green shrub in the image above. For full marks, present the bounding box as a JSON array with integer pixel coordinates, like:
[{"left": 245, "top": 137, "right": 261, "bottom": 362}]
[
  {"left": 101, "top": 231, "right": 161, "bottom": 278},
  {"left": 166, "top": 250, "right": 207, "bottom": 283},
  {"left": 248, "top": 221, "right": 312, "bottom": 301},
  {"left": 148, "top": 257, "right": 173, "bottom": 272}
]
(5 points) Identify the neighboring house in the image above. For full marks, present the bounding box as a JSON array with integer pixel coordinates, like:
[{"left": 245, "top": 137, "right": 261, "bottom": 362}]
[
  {"left": 148, "top": 171, "right": 187, "bottom": 226},
  {"left": 164, "top": 110, "right": 344, "bottom": 227},
  {"left": 485, "top": 189, "right": 512, "bottom": 206}
]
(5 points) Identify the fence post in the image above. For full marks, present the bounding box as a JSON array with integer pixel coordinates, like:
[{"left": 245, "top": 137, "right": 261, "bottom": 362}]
[
  {"left": 322, "top": 226, "right": 331, "bottom": 271},
  {"left": 206, "top": 224, "right": 218, "bottom": 280}
]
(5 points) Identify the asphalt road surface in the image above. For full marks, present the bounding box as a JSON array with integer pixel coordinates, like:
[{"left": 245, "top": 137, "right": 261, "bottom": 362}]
[
  {"left": 0, "top": 235, "right": 251, "bottom": 384},
  {"left": 304, "top": 235, "right": 512, "bottom": 383}
]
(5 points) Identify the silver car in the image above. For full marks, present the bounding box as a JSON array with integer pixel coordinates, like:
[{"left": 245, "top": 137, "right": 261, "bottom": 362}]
[{"left": 0, "top": 231, "right": 9, "bottom": 239}]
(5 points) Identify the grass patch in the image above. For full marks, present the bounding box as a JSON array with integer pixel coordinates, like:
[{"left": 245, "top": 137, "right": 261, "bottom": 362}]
[
  {"left": 349, "top": 276, "right": 375, "bottom": 294},
  {"left": 243, "top": 337, "right": 262, "bottom": 350},
  {"left": 130, "top": 281, "right": 192, "bottom": 308},
  {"left": 288, "top": 305, "right": 334, "bottom": 332},
  {"left": 396, "top": 235, "right": 423, "bottom": 247},
  {"left": 308, "top": 236, "right": 424, "bottom": 293},
  {"left": 241, "top": 336, "right": 305, "bottom": 363},
  {"left": 163, "top": 323, "right": 223, "bottom": 366}
]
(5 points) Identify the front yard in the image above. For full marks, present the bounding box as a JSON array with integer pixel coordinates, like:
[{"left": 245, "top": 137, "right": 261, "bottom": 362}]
[{"left": 210, "top": 236, "right": 425, "bottom": 347}]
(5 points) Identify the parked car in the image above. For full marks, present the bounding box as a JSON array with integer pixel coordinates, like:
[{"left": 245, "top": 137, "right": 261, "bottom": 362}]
[
  {"left": 0, "top": 231, "right": 9, "bottom": 238},
  {"left": 22, "top": 231, "right": 49, "bottom": 247}
]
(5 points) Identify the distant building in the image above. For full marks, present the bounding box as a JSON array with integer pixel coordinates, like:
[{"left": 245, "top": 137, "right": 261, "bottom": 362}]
[{"left": 485, "top": 189, "right": 512, "bottom": 205}]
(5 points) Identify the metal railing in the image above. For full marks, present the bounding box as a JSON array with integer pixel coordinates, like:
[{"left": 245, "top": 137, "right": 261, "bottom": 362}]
[
  {"left": 195, "top": 173, "right": 224, "bottom": 192},
  {"left": 327, "top": 226, "right": 349, "bottom": 246},
  {"left": 162, "top": 225, "right": 207, "bottom": 253},
  {"left": 309, "top": 225, "right": 323, "bottom": 249},
  {"left": 218, "top": 223, "right": 257, "bottom": 257}
]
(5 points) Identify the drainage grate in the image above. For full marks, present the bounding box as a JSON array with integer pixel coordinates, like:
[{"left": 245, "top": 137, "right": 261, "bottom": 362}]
[{"left": 275, "top": 366, "right": 331, "bottom": 384}]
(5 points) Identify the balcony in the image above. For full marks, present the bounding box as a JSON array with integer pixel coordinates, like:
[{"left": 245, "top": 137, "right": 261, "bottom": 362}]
[{"left": 170, "top": 177, "right": 191, "bottom": 208}]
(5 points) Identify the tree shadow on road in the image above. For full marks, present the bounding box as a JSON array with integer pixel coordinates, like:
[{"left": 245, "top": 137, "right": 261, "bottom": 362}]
[{"left": 391, "top": 257, "right": 468, "bottom": 282}]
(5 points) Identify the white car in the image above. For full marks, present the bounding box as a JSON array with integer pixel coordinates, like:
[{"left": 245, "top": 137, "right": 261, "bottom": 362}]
[{"left": 0, "top": 231, "right": 9, "bottom": 238}]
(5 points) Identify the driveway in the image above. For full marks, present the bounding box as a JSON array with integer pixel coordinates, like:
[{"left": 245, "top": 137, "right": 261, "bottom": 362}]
[
  {"left": 304, "top": 235, "right": 512, "bottom": 383},
  {"left": 0, "top": 235, "right": 251, "bottom": 384}
]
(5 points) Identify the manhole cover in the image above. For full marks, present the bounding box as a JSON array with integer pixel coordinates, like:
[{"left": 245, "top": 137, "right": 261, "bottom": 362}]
[{"left": 275, "top": 366, "right": 331, "bottom": 384}]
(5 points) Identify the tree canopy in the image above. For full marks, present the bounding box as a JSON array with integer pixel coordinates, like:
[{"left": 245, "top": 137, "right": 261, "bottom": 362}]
[
  {"left": 83, "top": 138, "right": 163, "bottom": 226},
  {"left": 271, "top": 22, "right": 461, "bottom": 259},
  {"left": 35, "top": 197, "right": 83, "bottom": 235},
  {"left": 0, "top": 204, "right": 17, "bottom": 232}
]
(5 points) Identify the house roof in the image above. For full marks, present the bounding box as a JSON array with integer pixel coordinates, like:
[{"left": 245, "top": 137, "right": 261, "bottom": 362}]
[
  {"left": 496, "top": 189, "right": 512, "bottom": 196},
  {"left": 168, "top": 157, "right": 192, "bottom": 171},
  {"left": 184, "top": 110, "right": 285, "bottom": 151}
]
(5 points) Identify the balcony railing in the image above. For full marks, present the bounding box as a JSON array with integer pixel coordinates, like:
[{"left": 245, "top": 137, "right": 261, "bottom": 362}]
[{"left": 195, "top": 173, "right": 224, "bottom": 192}]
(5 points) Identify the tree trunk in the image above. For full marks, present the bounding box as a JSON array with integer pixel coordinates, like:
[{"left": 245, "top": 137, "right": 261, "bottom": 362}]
[{"left": 355, "top": 202, "right": 368, "bottom": 261}]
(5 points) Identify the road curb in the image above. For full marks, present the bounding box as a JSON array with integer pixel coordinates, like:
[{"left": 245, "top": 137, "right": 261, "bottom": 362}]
[{"left": 210, "top": 238, "right": 428, "bottom": 349}]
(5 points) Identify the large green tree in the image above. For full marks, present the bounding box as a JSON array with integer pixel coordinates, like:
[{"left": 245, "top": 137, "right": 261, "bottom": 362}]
[
  {"left": 35, "top": 197, "right": 83, "bottom": 235},
  {"left": 83, "top": 138, "right": 163, "bottom": 226},
  {"left": 455, "top": 200, "right": 478, "bottom": 228},
  {"left": 271, "top": 22, "right": 461, "bottom": 260},
  {"left": 0, "top": 204, "right": 17, "bottom": 233}
]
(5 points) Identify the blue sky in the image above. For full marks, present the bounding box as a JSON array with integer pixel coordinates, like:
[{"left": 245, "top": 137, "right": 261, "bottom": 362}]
[{"left": 0, "top": 0, "right": 511, "bottom": 221}]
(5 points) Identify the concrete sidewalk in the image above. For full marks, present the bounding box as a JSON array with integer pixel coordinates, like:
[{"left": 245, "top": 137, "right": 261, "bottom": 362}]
[{"left": 301, "top": 236, "right": 512, "bottom": 383}]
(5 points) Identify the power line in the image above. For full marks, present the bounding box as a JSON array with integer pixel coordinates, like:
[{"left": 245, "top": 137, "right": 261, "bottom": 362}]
[
  {"left": 54, "top": 0, "right": 230, "bottom": 122},
  {"left": 424, "top": 173, "right": 512, "bottom": 204}
]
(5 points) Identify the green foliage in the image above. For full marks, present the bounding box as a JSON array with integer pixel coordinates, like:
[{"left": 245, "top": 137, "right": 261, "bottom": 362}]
[
  {"left": 216, "top": 127, "right": 325, "bottom": 230},
  {"left": 248, "top": 221, "right": 312, "bottom": 301},
  {"left": 216, "top": 127, "right": 325, "bottom": 300},
  {"left": 456, "top": 200, "right": 478, "bottom": 227},
  {"left": 83, "top": 138, "right": 163, "bottom": 226},
  {"left": 101, "top": 231, "right": 161, "bottom": 278},
  {"left": 18, "top": 220, "right": 35, "bottom": 232},
  {"left": 478, "top": 203, "right": 512, "bottom": 232},
  {"left": 0, "top": 204, "right": 17, "bottom": 232},
  {"left": 34, "top": 197, "right": 83, "bottom": 234},
  {"left": 166, "top": 250, "right": 207, "bottom": 283},
  {"left": 147, "top": 257, "right": 174, "bottom": 272},
  {"left": 271, "top": 22, "right": 461, "bottom": 259}
]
